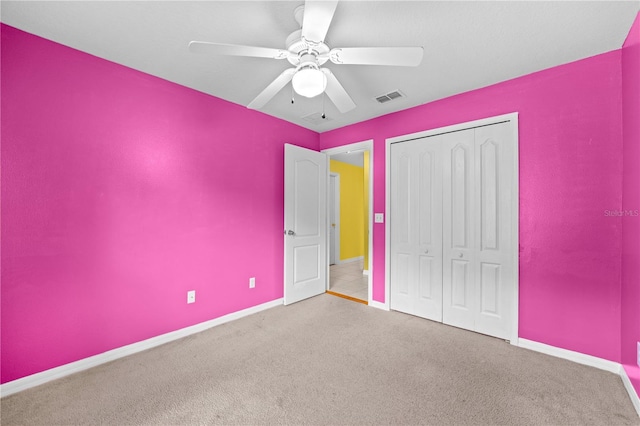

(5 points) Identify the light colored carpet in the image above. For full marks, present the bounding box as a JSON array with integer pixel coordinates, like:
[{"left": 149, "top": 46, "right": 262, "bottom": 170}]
[{"left": 2, "top": 294, "right": 638, "bottom": 425}]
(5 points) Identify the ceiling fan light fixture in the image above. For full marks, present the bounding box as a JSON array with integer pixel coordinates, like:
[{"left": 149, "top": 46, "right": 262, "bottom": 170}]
[{"left": 292, "top": 66, "right": 327, "bottom": 98}]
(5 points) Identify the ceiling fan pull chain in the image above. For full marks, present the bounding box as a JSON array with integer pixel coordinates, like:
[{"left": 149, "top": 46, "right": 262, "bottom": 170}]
[
  {"left": 291, "top": 83, "right": 295, "bottom": 104},
  {"left": 322, "top": 91, "right": 326, "bottom": 119}
]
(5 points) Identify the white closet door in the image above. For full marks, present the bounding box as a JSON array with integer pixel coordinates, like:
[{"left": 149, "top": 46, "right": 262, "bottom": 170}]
[
  {"left": 390, "top": 138, "right": 443, "bottom": 321},
  {"left": 442, "top": 130, "right": 476, "bottom": 331},
  {"left": 472, "top": 123, "right": 514, "bottom": 339},
  {"left": 389, "top": 116, "right": 517, "bottom": 341}
]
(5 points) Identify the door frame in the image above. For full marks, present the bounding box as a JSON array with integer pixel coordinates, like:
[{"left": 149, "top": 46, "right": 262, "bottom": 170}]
[
  {"left": 385, "top": 113, "right": 519, "bottom": 344},
  {"left": 322, "top": 140, "right": 374, "bottom": 304},
  {"left": 329, "top": 172, "right": 341, "bottom": 265}
]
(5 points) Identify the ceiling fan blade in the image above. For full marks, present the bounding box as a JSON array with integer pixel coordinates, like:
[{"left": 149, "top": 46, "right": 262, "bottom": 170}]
[
  {"left": 301, "top": 0, "right": 338, "bottom": 44},
  {"left": 321, "top": 69, "right": 355, "bottom": 113},
  {"left": 189, "top": 41, "right": 289, "bottom": 60},
  {"left": 247, "top": 68, "right": 296, "bottom": 110},
  {"left": 329, "top": 47, "right": 424, "bottom": 66}
]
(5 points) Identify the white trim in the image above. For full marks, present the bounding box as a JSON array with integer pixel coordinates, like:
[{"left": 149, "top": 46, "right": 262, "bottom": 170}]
[
  {"left": 329, "top": 172, "right": 341, "bottom": 265},
  {"left": 519, "top": 339, "right": 639, "bottom": 418},
  {"left": 322, "top": 140, "right": 374, "bottom": 305},
  {"left": 385, "top": 112, "right": 519, "bottom": 340},
  {"left": 368, "top": 300, "right": 389, "bottom": 311},
  {"left": 509, "top": 113, "right": 520, "bottom": 345},
  {"left": 383, "top": 138, "right": 392, "bottom": 311},
  {"left": 363, "top": 270, "right": 369, "bottom": 276},
  {"left": 337, "top": 256, "right": 364, "bottom": 265},
  {"left": 0, "top": 298, "right": 284, "bottom": 398},
  {"left": 517, "top": 338, "right": 621, "bottom": 374},
  {"left": 620, "top": 366, "right": 640, "bottom": 417},
  {"left": 386, "top": 113, "right": 518, "bottom": 144}
]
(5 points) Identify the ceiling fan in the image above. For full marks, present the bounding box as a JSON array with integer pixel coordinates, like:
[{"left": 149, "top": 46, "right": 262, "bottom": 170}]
[{"left": 189, "top": 0, "right": 424, "bottom": 114}]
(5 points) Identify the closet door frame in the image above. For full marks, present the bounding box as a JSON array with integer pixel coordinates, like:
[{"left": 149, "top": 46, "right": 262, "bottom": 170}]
[{"left": 385, "top": 112, "right": 519, "bottom": 345}]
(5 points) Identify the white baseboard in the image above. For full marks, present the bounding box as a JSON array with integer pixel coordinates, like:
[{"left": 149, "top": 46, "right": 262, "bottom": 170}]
[
  {"left": 363, "top": 270, "right": 369, "bottom": 276},
  {"left": 368, "top": 300, "right": 389, "bottom": 311},
  {"left": 518, "top": 338, "right": 640, "bottom": 419},
  {"left": 0, "top": 298, "right": 284, "bottom": 398},
  {"left": 620, "top": 366, "right": 640, "bottom": 417},
  {"left": 517, "top": 339, "right": 640, "bottom": 419},
  {"left": 337, "top": 256, "right": 364, "bottom": 264},
  {"left": 518, "top": 338, "right": 621, "bottom": 373}
]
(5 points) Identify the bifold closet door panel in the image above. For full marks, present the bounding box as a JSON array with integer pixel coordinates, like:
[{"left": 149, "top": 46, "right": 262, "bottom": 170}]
[
  {"left": 442, "top": 129, "right": 476, "bottom": 331},
  {"left": 473, "top": 123, "right": 514, "bottom": 339},
  {"left": 390, "top": 138, "right": 443, "bottom": 321},
  {"left": 414, "top": 138, "right": 443, "bottom": 321},
  {"left": 390, "top": 141, "right": 414, "bottom": 315}
]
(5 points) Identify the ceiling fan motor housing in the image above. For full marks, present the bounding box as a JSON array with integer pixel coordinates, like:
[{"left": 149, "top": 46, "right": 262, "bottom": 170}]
[{"left": 285, "top": 29, "right": 330, "bottom": 66}]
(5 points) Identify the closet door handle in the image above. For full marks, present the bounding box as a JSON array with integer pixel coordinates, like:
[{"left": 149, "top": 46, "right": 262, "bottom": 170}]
[
  {"left": 287, "top": 230, "right": 296, "bottom": 236},
  {"left": 459, "top": 253, "right": 463, "bottom": 258}
]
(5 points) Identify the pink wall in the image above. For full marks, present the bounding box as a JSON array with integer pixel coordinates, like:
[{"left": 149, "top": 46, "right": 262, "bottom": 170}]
[
  {"left": 0, "top": 25, "right": 319, "bottom": 383},
  {"left": 621, "top": 12, "right": 640, "bottom": 395},
  {"left": 320, "top": 50, "right": 624, "bottom": 362}
]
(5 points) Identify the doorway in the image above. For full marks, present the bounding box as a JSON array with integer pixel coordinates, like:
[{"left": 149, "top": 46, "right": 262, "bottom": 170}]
[{"left": 323, "top": 140, "right": 374, "bottom": 304}]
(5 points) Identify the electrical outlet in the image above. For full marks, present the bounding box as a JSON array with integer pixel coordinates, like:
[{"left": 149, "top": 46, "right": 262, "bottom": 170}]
[
  {"left": 187, "top": 290, "right": 196, "bottom": 304},
  {"left": 374, "top": 213, "right": 384, "bottom": 223},
  {"left": 249, "top": 277, "right": 256, "bottom": 289}
]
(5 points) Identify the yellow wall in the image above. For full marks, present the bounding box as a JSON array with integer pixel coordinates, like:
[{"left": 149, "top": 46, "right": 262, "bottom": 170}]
[{"left": 330, "top": 159, "right": 364, "bottom": 261}]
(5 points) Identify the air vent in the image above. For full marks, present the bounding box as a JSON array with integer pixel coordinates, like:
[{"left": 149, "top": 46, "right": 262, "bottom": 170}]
[
  {"left": 302, "top": 112, "right": 332, "bottom": 125},
  {"left": 375, "top": 90, "right": 405, "bottom": 104}
]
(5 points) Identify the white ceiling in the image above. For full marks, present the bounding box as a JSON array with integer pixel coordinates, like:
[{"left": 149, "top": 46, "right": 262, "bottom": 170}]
[
  {"left": 332, "top": 151, "right": 364, "bottom": 167},
  {"left": 2, "top": 1, "right": 638, "bottom": 132}
]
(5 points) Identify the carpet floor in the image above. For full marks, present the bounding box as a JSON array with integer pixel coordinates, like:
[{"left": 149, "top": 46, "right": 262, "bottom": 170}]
[{"left": 2, "top": 294, "right": 638, "bottom": 425}]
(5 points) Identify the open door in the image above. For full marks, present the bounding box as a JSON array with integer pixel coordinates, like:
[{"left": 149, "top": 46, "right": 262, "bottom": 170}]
[{"left": 284, "top": 144, "right": 328, "bottom": 305}]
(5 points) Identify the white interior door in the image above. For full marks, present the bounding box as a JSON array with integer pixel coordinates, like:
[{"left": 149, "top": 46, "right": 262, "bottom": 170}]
[
  {"left": 284, "top": 144, "right": 328, "bottom": 305},
  {"left": 390, "top": 138, "right": 443, "bottom": 322}
]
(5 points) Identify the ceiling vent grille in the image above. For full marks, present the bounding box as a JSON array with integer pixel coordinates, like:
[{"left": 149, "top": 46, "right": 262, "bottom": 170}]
[
  {"left": 375, "top": 90, "right": 405, "bottom": 104},
  {"left": 302, "top": 112, "right": 332, "bottom": 125}
]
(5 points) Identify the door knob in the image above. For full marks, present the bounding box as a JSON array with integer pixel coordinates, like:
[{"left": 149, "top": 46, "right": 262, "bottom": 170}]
[
  {"left": 287, "top": 230, "right": 296, "bottom": 236},
  {"left": 424, "top": 249, "right": 429, "bottom": 254},
  {"left": 459, "top": 253, "right": 463, "bottom": 258}
]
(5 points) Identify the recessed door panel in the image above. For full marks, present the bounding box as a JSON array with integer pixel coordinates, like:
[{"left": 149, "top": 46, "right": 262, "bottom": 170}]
[
  {"left": 396, "top": 253, "right": 410, "bottom": 295},
  {"left": 293, "top": 245, "right": 320, "bottom": 284},
  {"left": 480, "top": 141, "right": 499, "bottom": 251},
  {"left": 419, "top": 151, "right": 433, "bottom": 247},
  {"left": 451, "top": 260, "right": 469, "bottom": 308},
  {"left": 480, "top": 262, "right": 500, "bottom": 316},
  {"left": 396, "top": 154, "right": 411, "bottom": 245},
  {"left": 295, "top": 160, "right": 320, "bottom": 237},
  {"left": 418, "top": 255, "right": 434, "bottom": 300},
  {"left": 451, "top": 145, "right": 469, "bottom": 249}
]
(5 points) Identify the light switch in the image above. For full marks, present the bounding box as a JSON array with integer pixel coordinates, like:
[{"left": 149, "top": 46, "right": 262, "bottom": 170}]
[{"left": 375, "top": 213, "right": 384, "bottom": 223}]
